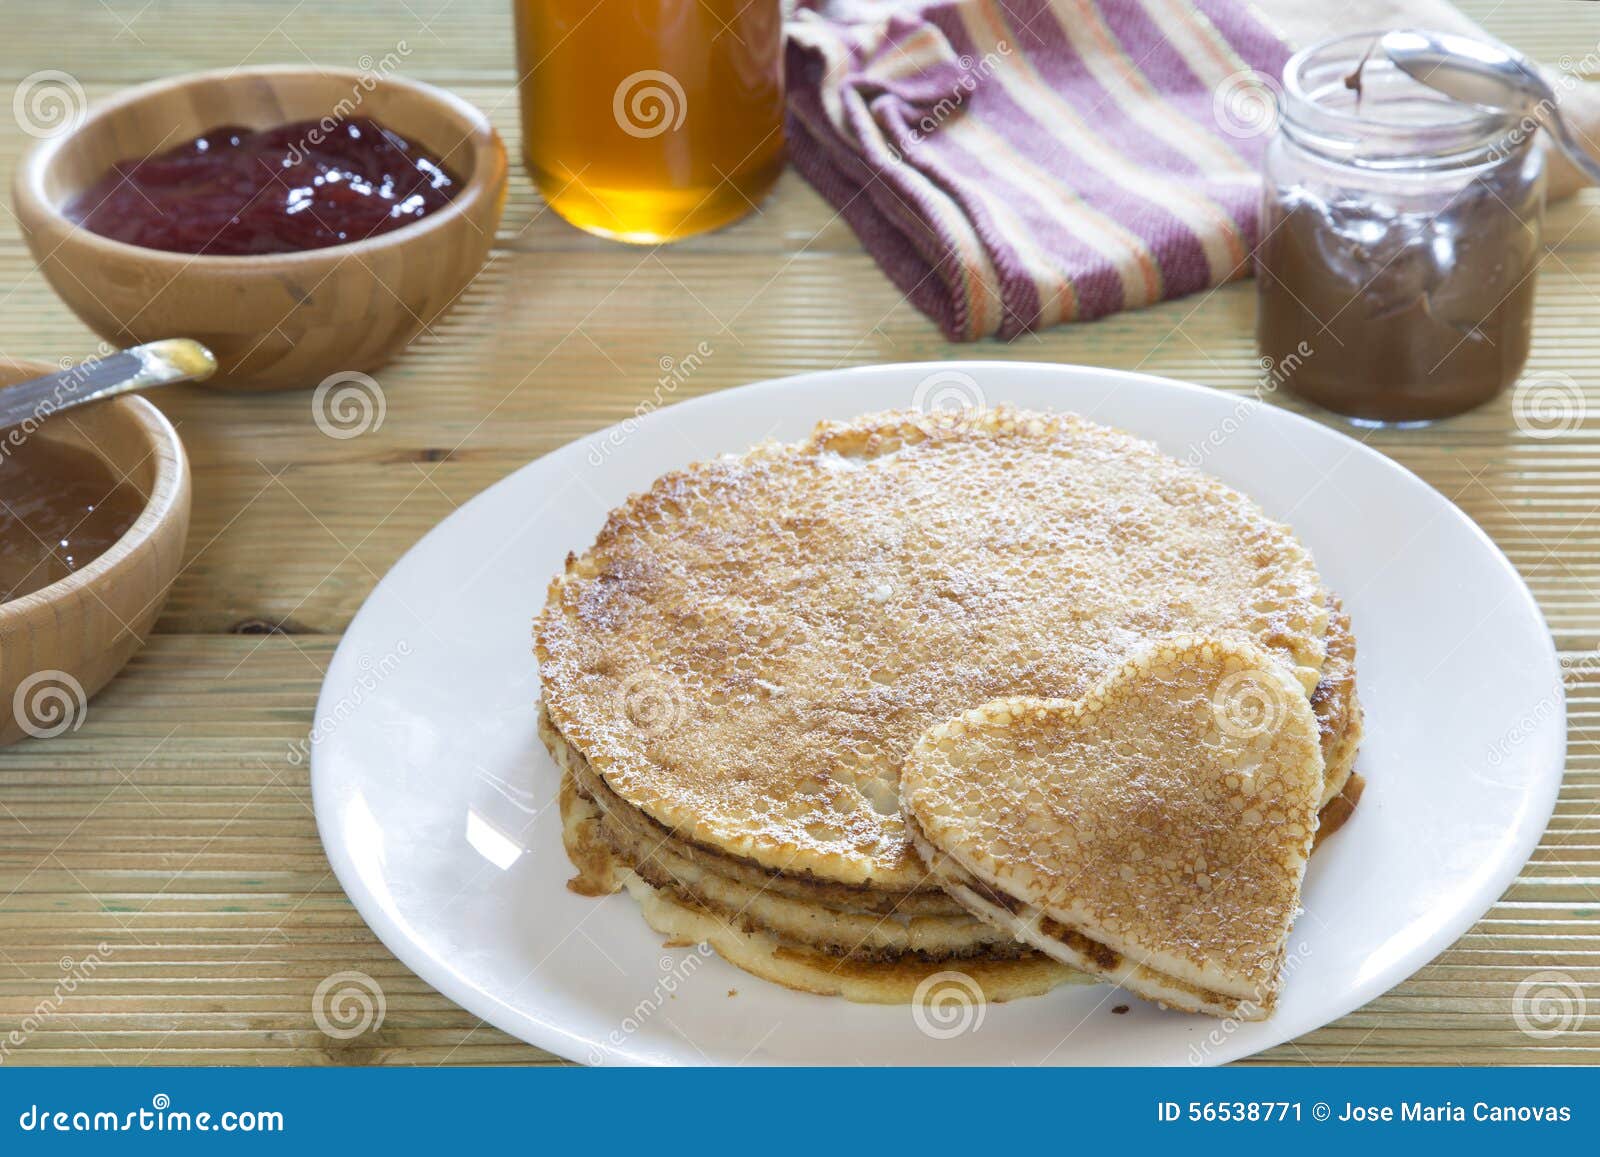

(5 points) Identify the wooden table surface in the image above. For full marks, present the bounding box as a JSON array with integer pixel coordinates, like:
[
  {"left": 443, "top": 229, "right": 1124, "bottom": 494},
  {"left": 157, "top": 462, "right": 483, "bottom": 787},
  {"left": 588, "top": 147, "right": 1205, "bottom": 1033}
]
[{"left": 1, "top": 0, "right": 1597, "bottom": 1066}]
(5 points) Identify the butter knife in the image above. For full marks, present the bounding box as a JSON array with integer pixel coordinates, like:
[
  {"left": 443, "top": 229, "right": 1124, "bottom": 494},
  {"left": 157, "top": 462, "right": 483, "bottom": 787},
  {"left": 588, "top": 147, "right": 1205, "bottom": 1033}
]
[{"left": 0, "top": 339, "right": 217, "bottom": 431}]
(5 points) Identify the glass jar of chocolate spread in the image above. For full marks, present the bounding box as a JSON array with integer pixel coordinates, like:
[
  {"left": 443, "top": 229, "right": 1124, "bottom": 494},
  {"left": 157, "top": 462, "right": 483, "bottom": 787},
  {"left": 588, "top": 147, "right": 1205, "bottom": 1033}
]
[{"left": 1256, "top": 33, "right": 1544, "bottom": 425}]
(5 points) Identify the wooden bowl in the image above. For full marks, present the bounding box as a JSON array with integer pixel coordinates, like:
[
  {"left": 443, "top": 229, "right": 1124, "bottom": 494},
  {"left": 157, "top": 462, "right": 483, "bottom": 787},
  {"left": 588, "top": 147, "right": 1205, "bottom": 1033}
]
[
  {"left": 12, "top": 66, "right": 507, "bottom": 392},
  {"left": 0, "top": 358, "right": 191, "bottom": 747}
]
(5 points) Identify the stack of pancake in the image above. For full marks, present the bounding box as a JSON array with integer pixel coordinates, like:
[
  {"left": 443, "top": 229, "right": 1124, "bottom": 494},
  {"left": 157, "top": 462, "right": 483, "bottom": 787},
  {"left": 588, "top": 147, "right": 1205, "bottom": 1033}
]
[{"left": 537, "top": 408, "right": 1363, "bottom": 1012}]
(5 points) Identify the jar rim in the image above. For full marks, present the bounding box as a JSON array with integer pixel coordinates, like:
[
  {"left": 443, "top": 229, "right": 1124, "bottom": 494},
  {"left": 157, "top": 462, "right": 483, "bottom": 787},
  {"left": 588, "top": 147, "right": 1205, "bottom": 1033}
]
[{"left": 1280, "top": 31, "right": 1522, "bottom": 165}]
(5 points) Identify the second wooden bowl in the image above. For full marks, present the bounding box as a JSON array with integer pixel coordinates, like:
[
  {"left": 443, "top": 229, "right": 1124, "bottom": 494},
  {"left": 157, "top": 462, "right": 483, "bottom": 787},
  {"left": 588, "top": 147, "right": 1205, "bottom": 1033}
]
[
  {"left": 0, "top": 359, "right": 191, "bottom": 747},
  {"left": 12, "top": 66, "right": 508, "bottom": 392}
]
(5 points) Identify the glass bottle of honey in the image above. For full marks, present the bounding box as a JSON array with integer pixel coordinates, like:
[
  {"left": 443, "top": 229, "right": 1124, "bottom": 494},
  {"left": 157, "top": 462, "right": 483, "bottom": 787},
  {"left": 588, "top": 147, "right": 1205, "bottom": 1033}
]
[{"left": 513, "top": 0, "right": 786, "bottom": 243}]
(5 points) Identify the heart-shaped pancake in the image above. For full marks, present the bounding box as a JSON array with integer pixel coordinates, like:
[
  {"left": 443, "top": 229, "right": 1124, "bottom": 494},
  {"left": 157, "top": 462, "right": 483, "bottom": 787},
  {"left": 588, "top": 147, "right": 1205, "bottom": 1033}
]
[{"left": 901, "top": 635, "right": 1325, "bottom": 1019}]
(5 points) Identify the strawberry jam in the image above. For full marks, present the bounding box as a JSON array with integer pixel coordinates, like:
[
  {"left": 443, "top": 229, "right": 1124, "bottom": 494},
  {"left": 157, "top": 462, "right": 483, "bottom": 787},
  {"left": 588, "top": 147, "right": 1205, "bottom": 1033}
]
[{"left": 66, "top": 117, "right": 460, "bottom": 256}]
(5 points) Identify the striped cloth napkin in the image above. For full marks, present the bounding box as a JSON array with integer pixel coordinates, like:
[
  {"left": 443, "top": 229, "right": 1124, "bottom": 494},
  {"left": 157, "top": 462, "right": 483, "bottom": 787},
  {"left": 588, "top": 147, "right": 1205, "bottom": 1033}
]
[{"left": 785, "top": 0, "right": 1292, "bottom": 340}]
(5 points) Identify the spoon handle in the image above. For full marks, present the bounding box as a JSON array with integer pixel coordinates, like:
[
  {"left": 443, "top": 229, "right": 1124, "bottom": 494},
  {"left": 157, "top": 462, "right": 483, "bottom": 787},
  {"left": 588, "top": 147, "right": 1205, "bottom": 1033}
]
[
  {"left": 0, "top": 339, "right": 216, "bottom": 431},
  {"left": 1546, "top": 113, "right": 1600, "bottom": 187}
]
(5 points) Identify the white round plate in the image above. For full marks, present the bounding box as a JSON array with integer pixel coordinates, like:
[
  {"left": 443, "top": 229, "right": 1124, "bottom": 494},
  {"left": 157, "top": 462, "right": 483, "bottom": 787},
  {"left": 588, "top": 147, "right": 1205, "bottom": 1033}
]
[{"left": 312, "top": 362, "right": 1563, "bottom": 1066}]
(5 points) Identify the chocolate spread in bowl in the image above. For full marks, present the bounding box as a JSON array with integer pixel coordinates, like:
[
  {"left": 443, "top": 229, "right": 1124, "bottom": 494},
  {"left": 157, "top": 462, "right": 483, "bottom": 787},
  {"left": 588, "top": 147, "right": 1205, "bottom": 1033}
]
[{"left": 1256, "top": 167, "right": 1540, "bottom": 424}]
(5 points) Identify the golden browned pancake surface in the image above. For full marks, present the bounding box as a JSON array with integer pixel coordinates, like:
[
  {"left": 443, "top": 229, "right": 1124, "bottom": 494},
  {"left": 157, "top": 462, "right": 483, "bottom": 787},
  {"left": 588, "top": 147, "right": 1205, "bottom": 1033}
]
[
  {"left": 900, "top": 636, "right": 1325, "bottom": 1017},
  {"left": 538, "top": 408, "right": 1330, "bottom": 890}
]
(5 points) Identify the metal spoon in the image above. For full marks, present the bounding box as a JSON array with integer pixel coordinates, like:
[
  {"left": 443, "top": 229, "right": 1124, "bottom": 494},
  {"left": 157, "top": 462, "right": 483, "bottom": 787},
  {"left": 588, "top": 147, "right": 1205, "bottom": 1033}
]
[
  {"left": 1380, "top": 28, "right": 1600, "bottom": 185},
  {"left": 0, "top": 339, "right": 216, "bottom": 431}
]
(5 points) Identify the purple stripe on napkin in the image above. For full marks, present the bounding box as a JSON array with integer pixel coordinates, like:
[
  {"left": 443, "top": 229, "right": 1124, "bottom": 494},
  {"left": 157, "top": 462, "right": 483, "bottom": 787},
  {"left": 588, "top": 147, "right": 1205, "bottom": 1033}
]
[{"left": 784, "top": 0, "right": 1292, "bottom": 340}]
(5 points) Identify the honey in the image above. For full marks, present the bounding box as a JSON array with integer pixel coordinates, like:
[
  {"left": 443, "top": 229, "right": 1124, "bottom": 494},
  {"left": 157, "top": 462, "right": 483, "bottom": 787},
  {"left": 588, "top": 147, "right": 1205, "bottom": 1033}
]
[
  {"left": 0, "top": 436, "right": 145, "bottom": 604},
  {"left": 513, "top": 0, "right": 785, "bottom": 242}
]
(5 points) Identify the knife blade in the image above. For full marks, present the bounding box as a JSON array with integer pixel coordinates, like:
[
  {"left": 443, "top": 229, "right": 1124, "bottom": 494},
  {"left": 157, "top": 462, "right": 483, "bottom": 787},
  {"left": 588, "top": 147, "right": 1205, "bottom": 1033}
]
[{"left": 0, "top": 339, "right": 217, "bottom": 431}]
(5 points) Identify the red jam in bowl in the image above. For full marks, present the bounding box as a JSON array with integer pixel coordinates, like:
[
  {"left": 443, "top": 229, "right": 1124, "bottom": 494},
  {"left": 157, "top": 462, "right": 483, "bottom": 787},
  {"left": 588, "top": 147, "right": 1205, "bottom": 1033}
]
[{"left": 65, "top": 117, "right": 461, "bottom": 256}]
